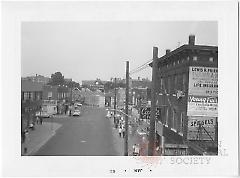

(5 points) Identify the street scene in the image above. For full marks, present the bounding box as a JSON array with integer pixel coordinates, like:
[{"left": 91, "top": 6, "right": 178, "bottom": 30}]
[{"left": 21, "top": 21, "right": 218, "bottom": 156}]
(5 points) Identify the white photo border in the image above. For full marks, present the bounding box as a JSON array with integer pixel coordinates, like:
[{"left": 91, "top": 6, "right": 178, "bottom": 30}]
[{"left": 1, "top": 1, "right": 238, "bottom": 177}]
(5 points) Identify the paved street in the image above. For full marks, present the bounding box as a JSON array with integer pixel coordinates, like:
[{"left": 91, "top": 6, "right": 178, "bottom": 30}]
[{"left": 35, "top": 106, "right": 120, "bottom": 156}]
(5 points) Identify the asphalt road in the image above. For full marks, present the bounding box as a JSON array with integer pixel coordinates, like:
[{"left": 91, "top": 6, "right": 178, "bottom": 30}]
[{"left": 35, "top": 106, "right": 119, "bottom": 156}]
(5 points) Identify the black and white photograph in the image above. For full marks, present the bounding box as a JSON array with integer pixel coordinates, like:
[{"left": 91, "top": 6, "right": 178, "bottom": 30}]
[
  {"left": 20, "top": 21, "right": 218, "bottom": 156},
  {"left": 1, "top": 1, "right": 239, "bottom": 177}
]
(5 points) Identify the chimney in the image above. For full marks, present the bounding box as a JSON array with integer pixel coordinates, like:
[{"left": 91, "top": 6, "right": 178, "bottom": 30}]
[
  {"left": 189, "top": 35, "right": 195, "bottom": 45},
  {"left": 166, "top": 49, "right": 171, "bottom": 54}
]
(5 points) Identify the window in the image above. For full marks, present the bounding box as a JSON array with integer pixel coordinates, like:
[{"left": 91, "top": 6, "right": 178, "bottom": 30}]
[
  {"left": 166, "top": 107, "right": 169, "bottom": 126},
  {"left": 172, "top": 110, "right": 175, "bottom": 130},
  {"left": 23, "top": 92, "right": 30, "bottom": 100},
  {"left": 48, "top": 92, "right": 52, "bottom": 98},
  {"left": 160, "top": 78, "right": 163, "bottom": 90},
  {"left": 183, "top": 73, "right": 187, "bottom": 91},
  {"left": 180, "top": 112, "right": 184, "bottom": 134},
  {"left": 193, "top": 56, "right": 198, "bottom": 61},
  {"left": 209, "top": 57, "right": 214, "bottom": 62},
  {"left": 174, "top": 75, "right": 178, "bottom": 89},
  {"left": 168, "top": 76, "right": 171, "bottom": 93}
]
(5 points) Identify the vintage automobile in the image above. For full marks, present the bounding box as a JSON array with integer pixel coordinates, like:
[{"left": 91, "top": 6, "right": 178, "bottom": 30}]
[
  {"left": 72, "top": 109, "right": 81, "bottom": 116},
  {"left": 35, "top": 111, "right": 51, "bottom": 118}
]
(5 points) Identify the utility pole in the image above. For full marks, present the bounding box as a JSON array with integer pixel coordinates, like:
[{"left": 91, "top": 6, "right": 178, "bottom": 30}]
[
  {"left": 124, "top": 61, "right": 129, "bottom": 156},
  {"left": 148, "top": 47, "right": 158, "bottom": 156},
  {"left": 114, "top": 78, "right": 117, "bottom": 126}
]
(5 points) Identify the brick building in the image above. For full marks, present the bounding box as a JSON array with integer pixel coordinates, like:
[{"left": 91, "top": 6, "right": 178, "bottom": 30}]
[
  {"left": 21, "top": 80, "right": 43, "bottom": 133},
  {"left": 150, "top": 35, "right": 218, "bottom": 155}
]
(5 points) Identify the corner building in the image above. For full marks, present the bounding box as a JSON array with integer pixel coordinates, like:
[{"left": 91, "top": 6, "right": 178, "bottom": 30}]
[{"left": 151, "top": 35, "right": 218, "bottom": 155}]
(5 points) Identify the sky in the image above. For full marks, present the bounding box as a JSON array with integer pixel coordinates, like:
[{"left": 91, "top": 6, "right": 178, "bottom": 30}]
[{"left": 21, "top": 21, "right": 217, "bottom": 83}]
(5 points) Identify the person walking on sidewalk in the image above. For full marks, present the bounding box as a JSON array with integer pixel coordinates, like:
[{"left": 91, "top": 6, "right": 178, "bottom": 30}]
[
  {"left": 23, "top": 129, "right": 30, "bottom": 154},
  {"left": 122, "top": 126, "right": 125, "bottom": 138},
  {"left": 118, "top": 126, "right": 122, "bottom": 138}
]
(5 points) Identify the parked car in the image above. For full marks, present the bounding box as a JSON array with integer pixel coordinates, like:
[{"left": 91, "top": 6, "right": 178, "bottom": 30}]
[
  {"left": 72, "top": 109, "right": 81, "bottom": 116},
  {"left": 35, "top": 111, "right": 51, "bottom": 118},
  {"left": 106, "top": 111, "right": 111, "bottom": 118}
]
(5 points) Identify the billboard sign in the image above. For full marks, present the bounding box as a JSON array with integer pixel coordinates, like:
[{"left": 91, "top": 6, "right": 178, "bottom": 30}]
[
  {"left": 188, "top": 66, "right": 218, "bottom": 117},
  {"left": 188, "top": 66, "right": 218, "bottom": 96},
  {"left": 187, "top": 116, "right": 216, "bottom": 141},
  {"left": 164, "top": 144, "right": 188, "bottom": 156},
  {"left": 187, "top": 95, "right": 218, "bottom": 117},
  {"left": 140, "top": 107, "right": 160, "bottom": 120}
]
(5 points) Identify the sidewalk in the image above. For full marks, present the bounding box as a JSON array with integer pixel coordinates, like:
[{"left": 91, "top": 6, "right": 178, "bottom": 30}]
[
  {"left": 109, "top": 117, "right": 124, "bottom": 156},
  {"left": 21, "top": 122, "right": 62, "bottom": 156},
  {"left": 109, "top": 108, "right": 149, "bottom": 156}
]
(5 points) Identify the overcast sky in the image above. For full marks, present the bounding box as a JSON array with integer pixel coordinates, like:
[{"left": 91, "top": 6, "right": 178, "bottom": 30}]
[{"left": 21, "top": 21, "right": 217, "bottom": 83}]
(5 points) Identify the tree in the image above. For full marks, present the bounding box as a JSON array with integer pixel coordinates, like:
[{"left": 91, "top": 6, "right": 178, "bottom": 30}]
[
  {"left": 48, "top": 72, "right": 65, "bottom": 86},
  {"left": 66, "top": 81, "right": 80, "bottom": 89},
  {"left": 104, "top": 81, "right": 126, "bottom": 93}
]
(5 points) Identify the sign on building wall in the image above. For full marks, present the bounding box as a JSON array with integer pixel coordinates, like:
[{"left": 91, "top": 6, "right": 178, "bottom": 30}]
[
  {"left": 164, "top": 144, "right": 188, "bottom": 156},
  {"left": 188, "top": 66, "right": 218, "bottom": 117},
  {"left": 187, "top": 116, "right": 216, "bottom": 141},
  {"left": 187, "top": 95, "right": 218, "bottom": 117},
  {"left": 140, "top": 107, "right": 160, "bottom": 120},
  {"left": 188, "top": 66, "right": 218, "bottom": 96}
]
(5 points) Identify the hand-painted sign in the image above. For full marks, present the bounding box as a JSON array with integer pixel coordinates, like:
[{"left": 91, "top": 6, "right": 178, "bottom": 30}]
[
  {"left": 188, "top": 66, "right": 218, "bottom": 96},
  {"left": 187, "top": 116, "right": 216, "bottom": 141},
  {"left": 164, "top": 144, "right": 188, "bottom": 156},
  {"left": 140, "top": 107, "right": 160, "bottom": 120},
  {"left": 187, "top": 95, "right": 218, "bottom": 117}
]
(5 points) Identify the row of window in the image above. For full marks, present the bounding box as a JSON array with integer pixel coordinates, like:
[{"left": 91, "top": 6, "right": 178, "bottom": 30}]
[
  {"left": 160, "top": 73, "right": 187, "bottom": 93},
  {"left": 46, "top": 92, "right": 70, "bottom": 100},
  {"left": 157, "top": 107, "right": 185, "bottom": 134},
  {"left": 163, "top": 56, "right": 215, "bottom": 69},
  {"left": 22, "top": 92, "right": 42, "bottom": 101}
]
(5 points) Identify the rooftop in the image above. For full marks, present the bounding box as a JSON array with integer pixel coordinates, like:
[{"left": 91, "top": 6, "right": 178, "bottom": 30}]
[
  {"left": 21, "top": 80, "right": 44, "bottom": 92},
  {"left": 149, "top": 35, "right": 218, "bottom": 67}
]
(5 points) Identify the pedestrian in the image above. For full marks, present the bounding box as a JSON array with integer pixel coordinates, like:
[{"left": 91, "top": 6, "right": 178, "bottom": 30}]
[
  {"left": 23, "top": 129, "right": 30, "bottom": 154},
  {"left": 118, "top": 127, "right": 122, "bottom": 137},
  {"left": 65, "top": 105, "right": 67, "bottom": 115},
  {"left": 40, "top": 117, "right": 43, "bottom": 125},
  {"left": 36, "top": 116, "right": 40, "bottom": 124},
  {"left": 21, "top": 131, "right": 25, "bottom": 143},
  {"left": 57, "top": 105, "right": 59, "bottom": 114},
  {"left": 122, "top": 127, "right": 125, "bottom": 138}
]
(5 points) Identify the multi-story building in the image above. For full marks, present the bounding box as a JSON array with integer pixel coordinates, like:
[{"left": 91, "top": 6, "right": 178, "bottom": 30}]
[
  {"left": 21, "top": 80, "right": 43, "bottom": 132},
  {"left": 42, "top": 85, "right": 71, "bottom": 101},
  {"left": 130, "top": 77, "right": 152, "bottom": 106},
  {"left": 150, "top": 35, "right": 218, "bottom": 155}
]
